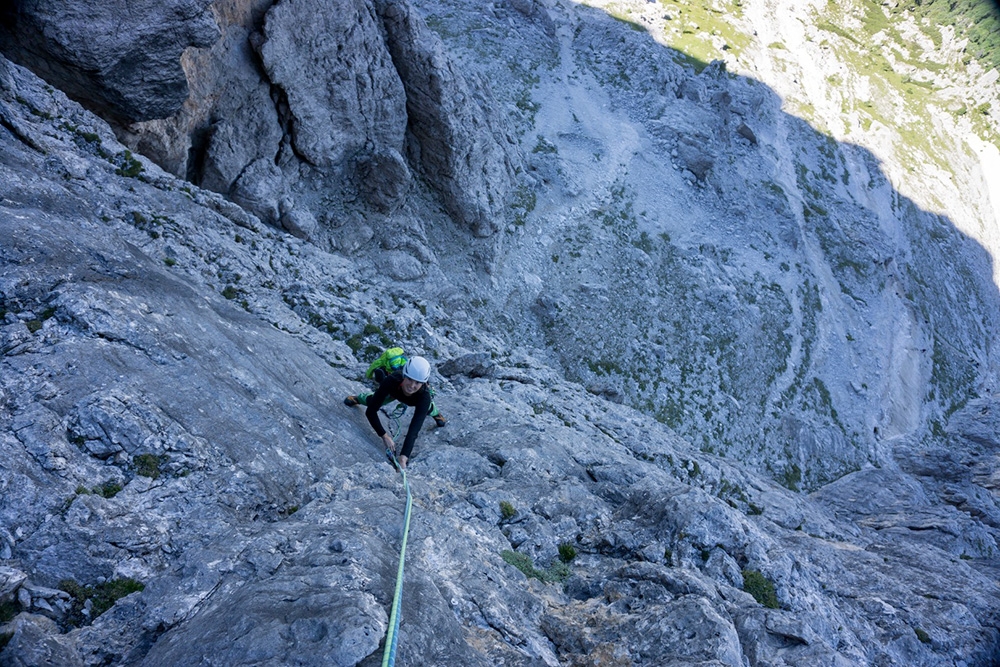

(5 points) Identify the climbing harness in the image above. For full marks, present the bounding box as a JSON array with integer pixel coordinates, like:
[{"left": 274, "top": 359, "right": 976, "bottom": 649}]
[{"left": 380, "top": 403, "right": 412, "bottom": 667}]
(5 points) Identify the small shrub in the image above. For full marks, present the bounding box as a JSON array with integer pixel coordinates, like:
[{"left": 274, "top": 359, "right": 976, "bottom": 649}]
[
  {"left": 25, "top": 320, "right": 42, "bottom": 333},
  {"left": 915, "top": 627, "right": 931, "bottom": 644},
  {"left": 501, "top": 550, "right": 571, "bottom": 584},
  {"left": 114, "top": 150, "right": 144, "bottom": 178},
  {"left": 0, "top": 631, "right": 12, "bottom": 651},
  {"left": 546, "top": 561, "right": 571, "bottom": 583},
  {"left": 164, "top": 257, "right": 177, "bottom": 267},
  {"left": 742, "top": 569, "right": 780, "bottom": 608},
  {"left": 133, "top": 453, "right": 165, "bottom": 479},
  {"left": 221, "top": 285, "right": 239, "bottom": 300},
  {"left": 558, "top": 542, "right": 577, "bottom": 563},
  {"left": 60, "top": 578, "right": 144, "bottom": 626},
  {"left": 94, "top": 481, "right": 122, "bottom": 498},
  {"left": 499, "top": 501, "right": 516, "bottom": 521},
  {"left": 502, "top": 550, "right": 536, "bottom": 577},
  {"left": 511, "top": 185, "right": 537, "bottom": 226},
  {"left": 75, "top": 486, "right": 90, "bottom": 495}
]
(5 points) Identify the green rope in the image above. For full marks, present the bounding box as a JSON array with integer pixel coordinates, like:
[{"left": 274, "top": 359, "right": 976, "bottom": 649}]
[
  {"left": 381, "top": 403, "right": 408, "bottom": 440},
  {"left": 381, "top": 453, "right": 412, "bottom": 667},
  {"left": 377, "top": 402, "right": 411, "bottom": 665}
]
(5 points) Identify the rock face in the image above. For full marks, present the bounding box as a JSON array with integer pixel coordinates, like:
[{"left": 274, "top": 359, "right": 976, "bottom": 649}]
[
  {"left": 86, "top": 0, "right": 523, "bottom": 239},
  {"left": 2, "top": 0, "right": 1000, "bottom": 666},
  {"left": 375, "top": 0, "right": 523, "bottom": 236},
  {"left": 258, "top": 0, "right": 408, "bottom": 170},
  {"left": 0, "top": 0, "right": 219, "bottom": 122}
]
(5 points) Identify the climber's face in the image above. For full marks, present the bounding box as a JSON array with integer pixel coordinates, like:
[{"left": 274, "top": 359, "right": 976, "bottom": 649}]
[{"left": 401, "top": 377, "right": 424, "bottom": 396}]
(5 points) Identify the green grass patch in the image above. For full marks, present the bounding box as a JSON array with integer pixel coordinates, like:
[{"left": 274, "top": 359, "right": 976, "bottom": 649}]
[
  {"left": 94, "top": 481, "right": 122, "bottom": 498},
  {"left": 657, "top": 0, "right": 751, "bottom": 62},
  {"left": 59, "top": 578, "right": 145, "bottom": 626},
  {"left": 501, "top": 550, "right": 571, "bottom": 584},
  {"left": 133, "top": 453, "right": 167, "bottom": 479},
  {"left": 742, "top": 569, "right": 780, "bottom": 608},
  {"left": 608, "top": 10, "right": 646, "bottom": 32},
  {"left": 532, "top": 135, "right": 558, "bottom": 154},
  {"left": 817, "top": 20, "right": 860, "bottom": 45}
]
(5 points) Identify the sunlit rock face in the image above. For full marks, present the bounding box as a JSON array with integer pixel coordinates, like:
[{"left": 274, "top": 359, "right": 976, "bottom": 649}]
[{"left": 1, "top": 0, "right": 1000, "bottom": 665}]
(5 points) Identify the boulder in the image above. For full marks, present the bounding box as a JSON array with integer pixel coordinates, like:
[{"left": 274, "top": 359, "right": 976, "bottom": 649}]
[
  {"left": 0, "top": 566, "right": 27, "bottom": 600},
  {"left": 0, "top": 614, "right": 83, "bottom": 667},
  {"left": 439, "top": 352, "right": 495, "bottom": 378},
  {"left": 354, "top": 147, "right": 412, "bottom": 212}
]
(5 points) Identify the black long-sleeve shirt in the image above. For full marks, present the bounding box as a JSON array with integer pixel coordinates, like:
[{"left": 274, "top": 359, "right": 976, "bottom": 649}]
[{"left": 365, "top": 372, "right": 432, "bottom": 458}]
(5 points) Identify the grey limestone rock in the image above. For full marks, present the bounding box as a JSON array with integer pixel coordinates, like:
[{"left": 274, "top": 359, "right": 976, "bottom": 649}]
[
  {"left": 376, "top": 0, "right": 523, "bottom": 236},
  {"left": 2, "top": 0, "right": 1000, "bottom": 663},
  {"left": 353, "top": 147, "right": 412, "bottom": 213},
  {"left": 0, "top": 566, "right": 27, "bottom": 600},
  {"left": 0, "top": 0, "right": 219, "bottom": 122},
  {"left": 230, "top": 158, "right": 284, "bottom": 225},
  {"left": 0, "top": 614, "right": 84, "bottom": 667},
  {"left": 280, "top": 203, "right": 319, "bottom": 240},
  {"left": 258, "top": 0, "right": 408, "bottom": 170},
  {"left": 507, "top": 0, "right": 557, "bottom": 37},
  {"left": 439, "top": 352, "right": 495, "bottom": 378}
]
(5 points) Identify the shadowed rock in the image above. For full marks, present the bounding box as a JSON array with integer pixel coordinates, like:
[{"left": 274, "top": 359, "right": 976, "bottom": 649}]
[{"left": 0, "top": 0, "right": 219, "bottom": 122}]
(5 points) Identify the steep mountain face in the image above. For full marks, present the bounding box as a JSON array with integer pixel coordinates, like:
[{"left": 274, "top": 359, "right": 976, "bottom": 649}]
[{"left": 2, "top": 0, "right": 1000, "bottom": 666}]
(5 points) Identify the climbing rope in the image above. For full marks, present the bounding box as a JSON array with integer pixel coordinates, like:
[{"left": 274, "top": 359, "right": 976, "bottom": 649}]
[
  {"left": 381, "top": 403, "right": 408, "bottom": 440},
  {"left": 381, "top": 403, "right": 412, "bottom": 667}
]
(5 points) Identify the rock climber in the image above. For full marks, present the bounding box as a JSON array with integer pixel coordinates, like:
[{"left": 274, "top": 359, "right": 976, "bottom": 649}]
[{"left": 344, "top": 355, "right": 445, "bottom": 470}]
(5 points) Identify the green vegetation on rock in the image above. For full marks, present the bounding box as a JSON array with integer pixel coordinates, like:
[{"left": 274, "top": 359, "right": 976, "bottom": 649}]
[{"left": 59, "top": 578, "right": 145, "bottom": 626}]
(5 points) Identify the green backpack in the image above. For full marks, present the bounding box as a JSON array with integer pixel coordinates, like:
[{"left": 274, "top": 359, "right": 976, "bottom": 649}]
[{"left": 365, "top": 346, "right": 407, "bottom": 381}]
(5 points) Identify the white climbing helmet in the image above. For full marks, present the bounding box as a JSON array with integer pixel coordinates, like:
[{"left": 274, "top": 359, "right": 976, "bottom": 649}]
[{"left": 402, "top": 356, "right": 431, "bottom": 383}]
